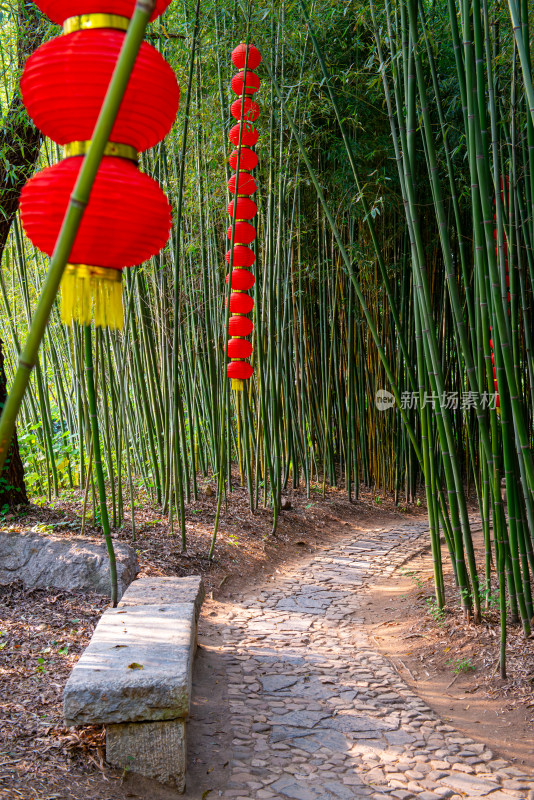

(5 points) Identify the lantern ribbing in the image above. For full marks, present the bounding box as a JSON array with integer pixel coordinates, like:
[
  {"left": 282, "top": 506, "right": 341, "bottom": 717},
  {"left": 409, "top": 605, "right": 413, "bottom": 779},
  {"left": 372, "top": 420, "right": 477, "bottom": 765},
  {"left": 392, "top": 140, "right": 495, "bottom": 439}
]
[
  {"left": 226, "top": 43, "right": 261, "bottom": 390},
  {"left": 18, "top": 3, "right": 178, "bottom": 329}
]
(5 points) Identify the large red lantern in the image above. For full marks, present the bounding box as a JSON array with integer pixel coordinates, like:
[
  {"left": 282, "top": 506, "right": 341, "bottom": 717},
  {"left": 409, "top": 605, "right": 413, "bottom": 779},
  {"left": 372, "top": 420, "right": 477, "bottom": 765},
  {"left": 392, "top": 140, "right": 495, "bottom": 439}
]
[
  {"left": 18, "top": 0, "right": 178, "bottom": 328},
  {"left": 36, "top": 0, "right": 171, "bottom": 23},
  {"left": 225, "top": 43, "right": 262, "bottom": 390},
  {"left": 21, "top": 31, "right": 179, "bottom": 151}
]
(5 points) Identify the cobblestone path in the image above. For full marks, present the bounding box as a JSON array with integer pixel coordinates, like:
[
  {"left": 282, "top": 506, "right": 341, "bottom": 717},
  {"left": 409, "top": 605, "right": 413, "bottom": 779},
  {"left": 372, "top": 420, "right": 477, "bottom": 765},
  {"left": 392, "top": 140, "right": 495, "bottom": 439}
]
[{"left": 201, "top": 519, "right": 534, "bottom": 800}]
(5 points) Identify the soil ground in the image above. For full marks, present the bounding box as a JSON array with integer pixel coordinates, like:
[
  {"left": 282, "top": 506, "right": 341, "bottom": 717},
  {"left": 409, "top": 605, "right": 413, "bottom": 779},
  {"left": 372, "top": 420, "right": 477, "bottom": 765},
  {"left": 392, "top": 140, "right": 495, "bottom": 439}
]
[
  {"left": 0, "top": 484, "right": 533, "bottom": 798},
  {"left": 363, "top": 527, "right": 534, "bottom": 773}
]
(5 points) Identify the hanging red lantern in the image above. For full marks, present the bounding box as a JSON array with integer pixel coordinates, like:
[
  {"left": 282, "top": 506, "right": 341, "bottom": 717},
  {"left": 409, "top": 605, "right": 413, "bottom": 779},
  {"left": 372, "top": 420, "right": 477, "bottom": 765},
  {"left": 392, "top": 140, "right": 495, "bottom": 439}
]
[
  {"left": 231, "top": 43, "right": 261, "bottom": 70},
  {"left": 228, "top": 197, "right": 257, "bottom": 218},
  {"left": 227, "top": 339, "right": 253, "bottom": 358},
  {"left": 227, "top": 221, "right": 256, "bottom": 245},
  {"left": 21, "top": 30, "right": 179, "bottom": 151},
  {"left": 227, "top": 361, "right": 254, "bottom": 380},
  {"left": 227, "top": 292, "right": 254, "bottom": 314},
  {"left": 20, "top": 156, "right": 171, "bottom": 327},
  {"left": 226, "top": 246, "right": 255, "bottom": 267},
  {"left": 18, "top": 0, "right": 179, "bottom": 329},
  {"left": 229, "top": 122, "right": 259, "bottom": 147},
  {"left": 226, "top": 269, "right": 255, "bottom": 290},
  {"left": 230, "top": 71, "right": 261, "bottom": 96},
  {"left": 230, "top": 97, "right": 260, "bottom": 122},
  {"left": 36, "top": 0, "right": 170, "bottom": 24},
  {"left": 228, "top": 148, "right": 258, "bottom": 172},
  {"left": 20, "top": 156, "right": 171, "bottom": 268},
  {"left": 228, "top": 316, "right": 254, "bottom": 336},
  {"left": 228, "top": 171, "right": 257, "bottom": 196}
]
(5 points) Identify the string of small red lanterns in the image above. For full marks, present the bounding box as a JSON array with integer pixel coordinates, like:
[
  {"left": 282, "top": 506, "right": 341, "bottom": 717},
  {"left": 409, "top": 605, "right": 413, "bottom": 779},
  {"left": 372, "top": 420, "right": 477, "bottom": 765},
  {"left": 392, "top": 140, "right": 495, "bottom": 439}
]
[
  {"left": 19, "top": 0, "right": 179, "bottom": 329},
  {"left": 490, "top": 177, "right": 511, "bottom": 410},
  {"left": 226, "top": 43, "right": 261, "bottom": 391}
]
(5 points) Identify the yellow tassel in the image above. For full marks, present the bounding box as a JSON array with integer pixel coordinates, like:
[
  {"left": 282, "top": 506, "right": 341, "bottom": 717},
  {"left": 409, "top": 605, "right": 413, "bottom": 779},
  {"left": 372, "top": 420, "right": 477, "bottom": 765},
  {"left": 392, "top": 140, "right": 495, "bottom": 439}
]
[
  {"left": 61, "top": 264, "right": 124, "bottom": 329},
  {"left": 232, "top": 379, "right": 244, "bottom": 391}
]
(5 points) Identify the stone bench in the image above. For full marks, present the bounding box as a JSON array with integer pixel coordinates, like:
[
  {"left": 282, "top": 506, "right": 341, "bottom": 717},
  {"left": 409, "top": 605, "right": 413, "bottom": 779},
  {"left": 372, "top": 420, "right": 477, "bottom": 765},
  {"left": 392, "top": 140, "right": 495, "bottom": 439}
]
[{"left": 64, "top": 576, "right": 204, "bottom": 791}]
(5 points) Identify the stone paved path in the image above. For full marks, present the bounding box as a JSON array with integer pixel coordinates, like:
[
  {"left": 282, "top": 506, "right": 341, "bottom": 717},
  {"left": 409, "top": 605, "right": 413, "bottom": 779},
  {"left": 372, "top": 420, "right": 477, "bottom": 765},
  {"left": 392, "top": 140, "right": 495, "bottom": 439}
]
[{"left": 200, "top": 519, "right": 534, "bottom": 800}]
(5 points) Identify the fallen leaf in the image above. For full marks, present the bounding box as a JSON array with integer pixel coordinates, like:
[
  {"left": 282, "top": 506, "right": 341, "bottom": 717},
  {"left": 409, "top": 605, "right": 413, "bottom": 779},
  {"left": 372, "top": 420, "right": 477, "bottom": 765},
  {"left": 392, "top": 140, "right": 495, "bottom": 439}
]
[{"left": 127, "top": 663, "right": 143, "bottom": 670}]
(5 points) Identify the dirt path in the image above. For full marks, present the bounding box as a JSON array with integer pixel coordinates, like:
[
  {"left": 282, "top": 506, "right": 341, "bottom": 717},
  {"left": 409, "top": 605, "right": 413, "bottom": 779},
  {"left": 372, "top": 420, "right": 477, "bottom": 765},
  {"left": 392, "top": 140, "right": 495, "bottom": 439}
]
[{"left": 168, "top": 517, "right": 534, "bottom": 800}]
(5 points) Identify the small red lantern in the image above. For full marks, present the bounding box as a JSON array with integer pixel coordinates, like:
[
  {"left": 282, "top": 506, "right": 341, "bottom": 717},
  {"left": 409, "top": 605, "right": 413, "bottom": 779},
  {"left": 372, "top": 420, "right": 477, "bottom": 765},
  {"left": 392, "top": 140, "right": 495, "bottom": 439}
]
[
  {"left": 18, "top": 0, "right": 179, "bottom": 328},
  {"left": 226, "top": 269, "right": 255, "bottom": 290},
  {"left": 226, "top": 246, "right": 255, "bottom": 267},
  {"left": 229, "top": 122, "right": 259, "bottom": 147},
  {"left": 230, "top": 71, "right": 261, "bottom": 96},
  {"left": 227, "top": 221, "right": 256, "bottom": 245},
  {"left": 231, "top": 42, "right": 261, "bottom": 70},
  {"left": 225, "top": 43, "right": 262, "bottom": 389},
  {"left": 227, "top": 339, "right": 253, "bottom": 358},
  {"left": 227, "top": 361, "right": 254, "bottom": 380},
  {"left": 230, "top": 97, "right": 260, "bottom": 122},
  {"left": 228, "top": 172, "right": 257, "bottom": 196},
  {"left": 227, "top": 292, "right": 254, "bottom": 314},
  {"left": 228, "top": 316, "right": 254, "bottom": 336},
  {"left": 228, "top": 149, "right": 258, "bottom": 172},
  {"left": 227, "top": 197, "right": 257, "bottom": 218}
]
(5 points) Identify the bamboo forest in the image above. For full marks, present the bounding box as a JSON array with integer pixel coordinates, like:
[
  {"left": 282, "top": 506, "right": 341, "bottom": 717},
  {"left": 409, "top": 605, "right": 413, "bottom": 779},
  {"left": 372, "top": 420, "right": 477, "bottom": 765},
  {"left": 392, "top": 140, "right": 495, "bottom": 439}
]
[{"left": 1, "top": 0, "right": 534, "bottom": 797}]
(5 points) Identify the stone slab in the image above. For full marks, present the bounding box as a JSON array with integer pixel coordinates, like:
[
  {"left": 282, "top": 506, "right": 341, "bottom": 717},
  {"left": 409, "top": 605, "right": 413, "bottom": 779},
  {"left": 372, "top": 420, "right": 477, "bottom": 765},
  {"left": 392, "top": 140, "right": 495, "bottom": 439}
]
[
  {"left": 64, "top": 603, "right": 195, "bottom": 725},
  {"left": 0, "top": 530, "right": 138, "bottom": 599},
  {"left": 106, "top": 719, "right": 186, "bottom": 791},
  {"left": 118, "top": 576, "right": 204, "bottom": 621},
  {"left": 439, "top": 772, "right": 502, "bottom": 796}
]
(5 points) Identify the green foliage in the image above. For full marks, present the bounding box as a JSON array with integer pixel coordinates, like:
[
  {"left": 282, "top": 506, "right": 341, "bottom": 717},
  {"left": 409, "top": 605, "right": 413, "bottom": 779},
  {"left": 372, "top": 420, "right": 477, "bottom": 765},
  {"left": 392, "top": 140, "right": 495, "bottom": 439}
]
[{"left": 446, "top": 657, "right": 475, "bottom": 675}]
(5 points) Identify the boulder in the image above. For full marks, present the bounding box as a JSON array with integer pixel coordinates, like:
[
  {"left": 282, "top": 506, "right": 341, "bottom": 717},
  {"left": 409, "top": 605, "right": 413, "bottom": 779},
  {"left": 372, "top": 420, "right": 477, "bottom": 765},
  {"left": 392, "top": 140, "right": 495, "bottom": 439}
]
[{"left": 0, "top": 530, "right": 138, "bottom": 598}]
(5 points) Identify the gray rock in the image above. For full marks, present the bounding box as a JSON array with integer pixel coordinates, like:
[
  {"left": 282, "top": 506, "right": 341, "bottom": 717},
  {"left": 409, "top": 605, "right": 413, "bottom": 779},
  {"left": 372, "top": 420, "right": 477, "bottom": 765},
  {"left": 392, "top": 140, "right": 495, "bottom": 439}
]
[
  {"left": 118, "top": 576, "right": 204, "bottom": 620},
  {"left": 271, "top": 725, "right": 319, "bottom": 744},
  {"left": 64, "top": 603, "right": 196, "bottom": 725},
  {"left": 439, "top": 773, "right": 502, "bottom": 796},
  {"left": 271, "top": 710, "right": 330, "bottom": 728},
  {"left": 0, "top": 530, "right": 138, "bottom": 598},
  {"left": 270, "top": 778, "right": 317, "bottom": 800},
  {"left": 106, "top": 719, "right": 186, "bottom": 790},
  {"left": 260, "top": 675, "right": 299, "bottom": 693},
  {"left": 320, "top": 714, "right": 385, "bottom": 736}
]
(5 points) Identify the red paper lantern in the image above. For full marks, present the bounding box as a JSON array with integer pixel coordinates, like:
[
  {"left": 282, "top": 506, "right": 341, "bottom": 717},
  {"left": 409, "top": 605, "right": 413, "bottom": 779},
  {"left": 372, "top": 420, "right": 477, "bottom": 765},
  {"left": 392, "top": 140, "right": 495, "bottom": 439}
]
[
  {"left": 227, "top": 339, "right": 253, "bottom": 358},
  {"left": 20, "top": 156, "right": 171, "bottom": 268},
  {"left": 228, "top": 316, "right": 254, "bottom": 336},
  {"left": 228, "top": 172, "right": 257, "bottom": 195},
  {"left": 231, "top": 97, "right": 260, "bottom": 122},
  {"left": 229, "top": 122, "right": 258, "bottom": 147},
  {"left": 230, "top": 71, "right": 261, "bottom": 96},
  {"left": 228, "top": 148, "right": 258, "bottom": 172},
  {"left": 227, "top": 221, "right": 256, "bottom": 244},
  {"left": 21, "top": 31, "right": 179, "bottom": 151},
  {"left": 226, "top": 246, "right": 255, "bottom": 267},
  {"left": 231, "top": 43, "right": 261, "bottom": 70},
  {"left": 226, "top": 269, "right": 255, "bottom": 290},
  {"left": 227, "top": 292, "right": 254, "bottom": 314},
  {"left": 228, "top": 197, "right": 257, "bottom": 219},
  {"left": 227, "top": 360, "right": 254, "bottom": 380},
  {"left": 35, "top": 0, "right": 171, "bottom": 24}
]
